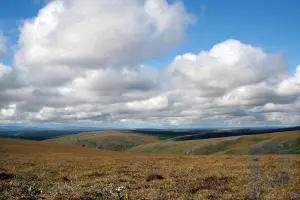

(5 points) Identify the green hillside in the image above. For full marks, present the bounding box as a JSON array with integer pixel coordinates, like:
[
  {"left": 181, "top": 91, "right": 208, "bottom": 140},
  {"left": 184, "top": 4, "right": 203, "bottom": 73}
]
[
  {"left": 47, "top": 130, "right": 158, "bottom": 151},
  {"left": 128, "top": 130, "right": 300, "bottom": 155}
]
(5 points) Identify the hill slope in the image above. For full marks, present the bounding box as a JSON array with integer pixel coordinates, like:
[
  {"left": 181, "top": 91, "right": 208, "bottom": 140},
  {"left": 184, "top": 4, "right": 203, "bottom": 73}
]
[
  {"left": 47, "top": 130, "right": 158, "bottom": 151},
  {"left": 1, "top": 139, "right": 300, "bottom": 199},
  {"left": 128, "top": 130, "right": 300, "bottom": 155}
]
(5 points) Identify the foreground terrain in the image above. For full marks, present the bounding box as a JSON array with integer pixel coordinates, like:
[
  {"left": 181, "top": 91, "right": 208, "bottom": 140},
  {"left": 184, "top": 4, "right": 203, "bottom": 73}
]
[{"left": 1, "top": 139, "right": 300, "bottom": 200}]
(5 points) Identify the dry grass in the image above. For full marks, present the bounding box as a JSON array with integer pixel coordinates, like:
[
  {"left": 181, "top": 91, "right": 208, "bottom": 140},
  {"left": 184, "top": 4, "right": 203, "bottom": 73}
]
[{"left": 1, "top": 138, "right": 300, "bottom": 200}]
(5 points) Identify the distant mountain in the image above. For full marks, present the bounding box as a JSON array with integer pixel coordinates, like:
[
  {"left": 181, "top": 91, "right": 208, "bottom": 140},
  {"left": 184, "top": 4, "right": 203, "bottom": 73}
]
[
  {"left": 0, "top": 125, "right": 106, "bottom": 131},
  {"left": 1, "top": 125, "right": 299, "bottom": 142},
  {"left": 0, "top": 125, "right": 37, "bottom": 131},
  {"left": 0, "top": 130, "right": 84, "bottom": 140}
]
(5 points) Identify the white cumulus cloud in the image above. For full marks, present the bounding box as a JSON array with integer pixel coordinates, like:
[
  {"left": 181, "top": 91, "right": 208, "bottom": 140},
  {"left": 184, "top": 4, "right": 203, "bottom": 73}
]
[
  {"left": 0, "top": 0, "right": 299, "bottom": 126},
  {"left": 15, "top": 0, "right": 193, "bottom": 86}
]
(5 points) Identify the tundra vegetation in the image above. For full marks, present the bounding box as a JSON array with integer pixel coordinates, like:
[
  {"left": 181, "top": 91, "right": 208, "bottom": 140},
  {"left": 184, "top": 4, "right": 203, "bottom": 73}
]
[{"left": 1, "top": 132, "right": 300, "bottom": 200}]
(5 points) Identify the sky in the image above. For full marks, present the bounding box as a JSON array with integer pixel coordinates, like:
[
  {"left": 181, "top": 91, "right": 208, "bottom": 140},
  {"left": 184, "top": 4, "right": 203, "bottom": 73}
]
[{"left": 0, "top": 0, "right": 299, "bottom": 127}]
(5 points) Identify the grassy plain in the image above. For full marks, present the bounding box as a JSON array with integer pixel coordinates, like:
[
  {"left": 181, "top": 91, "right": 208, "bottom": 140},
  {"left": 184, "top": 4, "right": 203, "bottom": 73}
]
[{"left": 1, "top": 138, "right": 300, "bottom": 200}]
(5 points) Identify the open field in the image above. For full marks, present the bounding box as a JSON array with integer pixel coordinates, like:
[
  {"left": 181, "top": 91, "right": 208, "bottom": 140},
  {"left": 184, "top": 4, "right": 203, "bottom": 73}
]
[
  {"left": 47, "top": 130, "right": 158, "bottom": 151},
  {"left": 129, "top": 131, "right": 300, "bottom": 155},
  {"left": 1, "top": 138, "right": 300, "bottom": 200}
]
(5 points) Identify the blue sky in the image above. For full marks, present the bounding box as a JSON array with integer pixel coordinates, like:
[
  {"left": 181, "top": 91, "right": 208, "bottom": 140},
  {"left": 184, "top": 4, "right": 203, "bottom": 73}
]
[
  {"left": 1, "top": 0, "right": 299, "bottom": 73},
  {"left": 0, "top": 0, "right": 44, "bottom": 65},
  {"left": 151, "top": 0, "right": 300, "bottom": 74}
]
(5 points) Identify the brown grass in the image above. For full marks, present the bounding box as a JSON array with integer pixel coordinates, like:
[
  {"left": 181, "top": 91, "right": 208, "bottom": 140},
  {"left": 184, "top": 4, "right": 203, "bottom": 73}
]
[{"left": 1, "top": 138, "right": 300, "bottom": 200}]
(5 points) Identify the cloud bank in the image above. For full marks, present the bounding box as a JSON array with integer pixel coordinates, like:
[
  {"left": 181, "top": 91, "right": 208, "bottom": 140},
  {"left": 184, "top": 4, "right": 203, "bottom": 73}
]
[{"left": 0, "top": 0, "right": 299, "bottom": 127}]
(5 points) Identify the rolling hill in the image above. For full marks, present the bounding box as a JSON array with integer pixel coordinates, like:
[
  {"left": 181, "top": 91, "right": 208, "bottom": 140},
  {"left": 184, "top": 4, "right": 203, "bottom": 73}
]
[
  {"left": 128, "top": 130, "right": 300, "bottom": 155},
  {"left": 46, "top": 129, "right": 300, "bottom": 155},
  {"left": 47, "top": 130, "right": 158, "bottom": 151}
]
